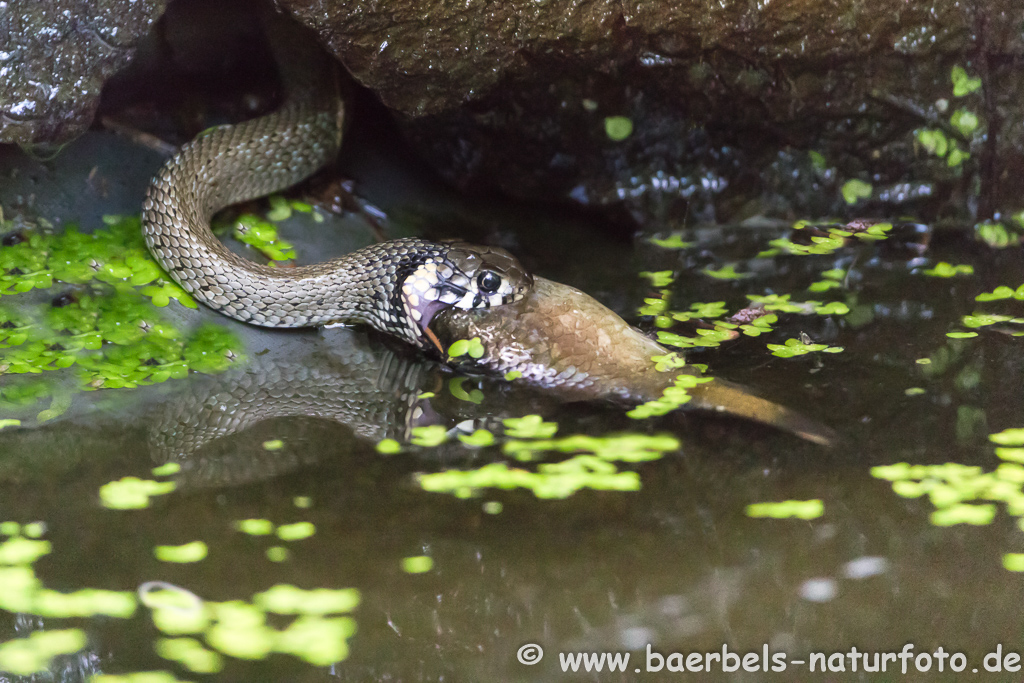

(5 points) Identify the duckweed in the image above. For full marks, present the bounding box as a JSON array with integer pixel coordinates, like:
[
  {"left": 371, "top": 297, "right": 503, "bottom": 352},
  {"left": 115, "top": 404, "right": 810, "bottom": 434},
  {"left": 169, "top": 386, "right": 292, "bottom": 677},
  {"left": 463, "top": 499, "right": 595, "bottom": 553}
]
[
  {"left": 293, "top": 496, "right": 312, "bottom": 508},
  {"left": 502, "top": 414, "right": 558, "bottom": 439},
  {"left": 90, "top": 672, "right": 192, "bottom": 683},
  {"left": 921, "top": 262, "right": 974, "bottom": 277},
  {"left": 448, "top": 376, "right": 483, "bottom": 404},
  {"left": 401, "top": 556, "right": 434, "bottom": 573},
  {"left": 975, "top": 221, "right": 1021, "bottom": 248},
  {"left": 231, "top": 214, "right": 296, "bottom": 262},
  {"left": 702, "top": 264, "right": 751, "bottom": 280},
  {"left": 266, "top": 547, "right": 289, "bottom": 562},
  {"left": 627, "top": 373, "right": 712, "bottom": 419},
  {"left": 0, "top": 629, "right": 87, "bottom": 676},
  {"left": 276, "top": 522, "right": 315, "bottom": 541},
  {"left": 1003, "top": 554, "right": 1024, "bottom": 572},
  {"left": 951, "top": 65, "right": 982, "bottom": 96},
  {"left": 375, "top": 438, "right": 402, "bottom": 454},
  {"left": 99, "top": 477, "right": 176, "bottom": 510},
  {"left": 447, "top": 337, "right": 485, "bottom": 359},
  {"left": 154, "top": 542, "right": 208, "bottom": 563},
  {"left": 0, "top": 536, "right": 51, "bottom": 564},
  {"left": 155, "top": 638, "right": 223, "bottom": 674},
  {"left": 603, "top": 116, "right": 633, "bottom": 141},
  {"left": 151, "top": 463, "right": 181, "bottom": 476},
  {"left": 504, "top": 433, "right": 679, "bottom": 462},
  {"left": 234, "top": 519, "right": 275, "bottom": 536},
  {"left": 418, "top": 461, "right": 641, "bottom": 499},
  {"left": 410, "top": 425, "right": 447, "bottom": 447},
  {"left": 262, "top": 439, "right": 284, "bottom": 451},
  {"left": 0, "top": 214, "right": 245, "bottom": 411},
  {"left": 483, "top": 501, "right": 503, "bottom": 514},
  {"left": 457, "top": 429, "right": 495, "bottom": 447},
  {"left": 254, "top": 585, "right": 360, "bottom": 615},
  {"left": 841, "top": 179, "right": 873, "bottom": 204},
  {"left": 746, "top": 499, "right": 824, "bottom": 520},
  {"left": 143, "top": 585, "right": 360, "bottom": 667},
  {"left": 647, "top": 234, "right": 693, "bottom": 249},
  {"left": 975, "top": 284, "right": 1024, "bottom": 301},
  {"left": 871, "top": 431, "right": 1024, "bottom": 559},
  {"left": 767, "top": 338, "right": 844, "bottom": 358},
  {"left": 503, "top": 370, "right": 522, "bottom": 381}
]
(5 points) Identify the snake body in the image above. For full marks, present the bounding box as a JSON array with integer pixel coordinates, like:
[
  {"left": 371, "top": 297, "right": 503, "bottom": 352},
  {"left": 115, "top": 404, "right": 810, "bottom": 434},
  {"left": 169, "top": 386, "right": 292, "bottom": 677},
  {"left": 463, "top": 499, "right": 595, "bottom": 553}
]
[{"left": 141, "top": 12, "right": 530, "bottom": 352}]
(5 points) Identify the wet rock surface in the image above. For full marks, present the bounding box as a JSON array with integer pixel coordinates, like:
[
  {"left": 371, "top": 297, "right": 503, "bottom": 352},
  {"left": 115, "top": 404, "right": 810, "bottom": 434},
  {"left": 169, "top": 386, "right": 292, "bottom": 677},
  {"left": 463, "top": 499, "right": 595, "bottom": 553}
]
[
  {"left": 4, "top": 0, "right": 1024, "bottom": 226},
  {"left": 0, "top": 0, "right": 166, "bottom": 146}
]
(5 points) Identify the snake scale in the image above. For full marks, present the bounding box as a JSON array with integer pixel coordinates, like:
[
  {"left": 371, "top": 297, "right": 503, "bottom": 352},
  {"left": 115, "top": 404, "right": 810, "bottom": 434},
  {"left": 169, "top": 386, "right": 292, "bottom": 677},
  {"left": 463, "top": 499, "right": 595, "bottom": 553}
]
[{"left": 141, "top": 10, "right": 531, "bottom": 354}]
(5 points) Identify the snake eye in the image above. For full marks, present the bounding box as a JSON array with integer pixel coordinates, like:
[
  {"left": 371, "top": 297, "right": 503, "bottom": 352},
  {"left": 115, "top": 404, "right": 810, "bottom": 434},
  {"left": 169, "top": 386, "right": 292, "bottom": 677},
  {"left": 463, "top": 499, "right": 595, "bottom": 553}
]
[{"left": 477, "top": 270, "right": 502, "bottom": 294}]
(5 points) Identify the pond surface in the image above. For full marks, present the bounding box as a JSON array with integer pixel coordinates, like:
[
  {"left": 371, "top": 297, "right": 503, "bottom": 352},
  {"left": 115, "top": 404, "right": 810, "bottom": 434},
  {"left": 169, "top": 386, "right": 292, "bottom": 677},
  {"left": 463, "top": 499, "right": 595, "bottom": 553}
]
[{"left": 1, "top": 98, "right": 1024, "bottom": 683}]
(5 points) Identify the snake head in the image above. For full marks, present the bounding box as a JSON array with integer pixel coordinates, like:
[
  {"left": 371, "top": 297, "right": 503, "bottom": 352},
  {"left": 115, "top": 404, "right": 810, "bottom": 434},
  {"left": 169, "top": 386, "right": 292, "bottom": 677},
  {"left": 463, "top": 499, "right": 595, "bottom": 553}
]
[{"left": 399, "top": 243, "right": 532, "bottom": 354}]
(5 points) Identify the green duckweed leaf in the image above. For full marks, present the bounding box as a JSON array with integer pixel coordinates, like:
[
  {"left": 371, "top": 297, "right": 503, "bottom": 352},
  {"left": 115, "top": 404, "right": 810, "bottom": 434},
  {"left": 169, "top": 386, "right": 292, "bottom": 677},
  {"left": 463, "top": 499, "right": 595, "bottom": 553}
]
[
  {"left": 951, "top": 65, "right": 982, "bottom": 97},
  {"left": 841, "top": 179, "right": 872, "bottom": 204},
  {"left": 401, "top": 556, "right": 434, "bottom": 573},
  {"left": 154, "top": 542, "right": 208, "bottom": 563},
  {"left": 746, "top": 499, "right": 824, "bottom": 520},
  {"left": 604, "top": 116, "right": 633, "bottom": 141},
  {"left": 410, "top": 425, "right": 447, "bottom": 447}
]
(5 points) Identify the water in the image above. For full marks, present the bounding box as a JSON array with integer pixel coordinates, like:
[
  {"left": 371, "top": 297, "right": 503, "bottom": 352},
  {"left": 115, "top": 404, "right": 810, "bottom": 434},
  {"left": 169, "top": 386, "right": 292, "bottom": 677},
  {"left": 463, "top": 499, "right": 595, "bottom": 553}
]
[{"left": 2, "top": 98, "right": 1024, "bottom": 683}]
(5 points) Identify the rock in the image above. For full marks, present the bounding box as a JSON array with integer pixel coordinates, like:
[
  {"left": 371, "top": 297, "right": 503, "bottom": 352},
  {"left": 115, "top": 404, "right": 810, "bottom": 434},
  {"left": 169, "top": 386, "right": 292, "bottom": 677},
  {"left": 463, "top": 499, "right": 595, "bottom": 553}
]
[
  {"left": 5, "top": 0, "right": 1024, "bottom": 225},
  {"left": 280, "top": 0, "right": 1024, "bottom": 224},
  {"left": 0, "top": 0, "right": 166, "bottom": 147}
]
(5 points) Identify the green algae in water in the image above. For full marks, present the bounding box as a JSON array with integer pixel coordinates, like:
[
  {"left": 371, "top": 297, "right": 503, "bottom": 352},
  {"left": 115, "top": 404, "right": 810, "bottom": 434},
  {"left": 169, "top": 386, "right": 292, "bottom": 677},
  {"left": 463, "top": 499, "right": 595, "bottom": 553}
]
[
  {"left": 154, "top": 541, "right": 208, "bottom": 563},
  {"left": 401, "top": 556, "right": 433, "bottom": 573},
  {"left": 0, "top": 629, "right": 87, "bottom": 676},
  {"left": 746, "top": 499, "right": 824, "bottom": 520}
]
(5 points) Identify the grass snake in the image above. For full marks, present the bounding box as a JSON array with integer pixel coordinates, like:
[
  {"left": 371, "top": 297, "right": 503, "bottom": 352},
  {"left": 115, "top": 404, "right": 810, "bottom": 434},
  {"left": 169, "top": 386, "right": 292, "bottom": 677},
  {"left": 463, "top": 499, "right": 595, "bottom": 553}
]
[{"left": 141, "top": 10, "right": 531, "bottom": 355}]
